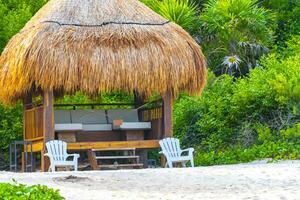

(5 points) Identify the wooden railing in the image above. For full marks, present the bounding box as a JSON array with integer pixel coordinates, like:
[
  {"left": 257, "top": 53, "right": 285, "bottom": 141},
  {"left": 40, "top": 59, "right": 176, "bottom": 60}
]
[
  {"left": 141, "top": 107, "right": 162, "bottom": 121},
  {"left": 24, "top": 106, "right": 44, "bottom": 141}
]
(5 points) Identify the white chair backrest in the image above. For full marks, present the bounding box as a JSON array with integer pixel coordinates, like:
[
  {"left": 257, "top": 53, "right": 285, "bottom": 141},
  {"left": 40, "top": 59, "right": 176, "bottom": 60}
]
[
  {"left": 159, "top": 138, "right": 182, "bottom": 158},
  {"left": 46, "top": 140, "right": 68, "bottom": 162}
]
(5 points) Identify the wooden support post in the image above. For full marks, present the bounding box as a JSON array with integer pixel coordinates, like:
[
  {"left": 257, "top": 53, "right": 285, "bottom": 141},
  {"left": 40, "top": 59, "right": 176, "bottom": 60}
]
[
  {"left": 41, "top": 90, "right": 54, "bottom": 172},
  {"left": 163, "top": 91, "right": 173, "bottom": 138},
  {"left": 134, "top": 91, "right": 144, "bottom": 108},
  {"left": 23, "top": 94, "right": 33, "bottom": 110},
  {"left": 22, "top": 94, "right": 32, "bottom": 171},
  {"left": 134, "top": 91, "right": 144, "bottom": 121},
  {"left": 161, "top": 91, "right": 173, "bottom": 167},
  {"left": 87, "top": 150, "right": 98, "bottom": 170}
]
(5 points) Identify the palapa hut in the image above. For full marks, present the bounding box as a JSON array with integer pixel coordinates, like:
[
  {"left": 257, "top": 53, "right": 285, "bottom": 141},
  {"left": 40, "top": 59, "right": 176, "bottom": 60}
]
[{"left": 0, "top": 0, "right": 207, "bottom": 171}]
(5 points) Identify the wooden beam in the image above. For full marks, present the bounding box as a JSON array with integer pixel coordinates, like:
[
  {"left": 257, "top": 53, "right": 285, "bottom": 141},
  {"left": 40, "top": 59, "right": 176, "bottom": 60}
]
[
  {"left": 162, "top": 91, "right": 173, "bottom": 138},
  {"left": 161, "top": 91, "right": 173, "bottom": 167},
  {"left": 134, "top": 91, "right": 144, "bottom": 108},
  {"left": 41, "top": 90, "right": 54, "bottom": 172},
  {"left": 134, "top": 91, "right": 145, "bottom": 121},
  {"left": 43, "top": 90, "right": 54, "bottom": 142},
  {"left": 23, "top": 93, "right": 33, "bottom": 110},
  {"left": 67, "top": 140, "right": 160, "bottom": 150},
  {"left": 87, "top": 150, "right": 98, "bottom": 170}
]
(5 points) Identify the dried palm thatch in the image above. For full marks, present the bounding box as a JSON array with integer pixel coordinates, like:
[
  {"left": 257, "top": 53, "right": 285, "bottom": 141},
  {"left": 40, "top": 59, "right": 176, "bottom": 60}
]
[{"left": 0, "top": 0, "right": 207, "bottom": 104}]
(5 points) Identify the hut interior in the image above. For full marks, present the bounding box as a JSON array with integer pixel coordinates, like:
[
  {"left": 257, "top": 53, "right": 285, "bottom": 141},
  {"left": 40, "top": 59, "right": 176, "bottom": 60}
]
[{"left": 22, "top": 90, "right": 172, "bottom": 170}]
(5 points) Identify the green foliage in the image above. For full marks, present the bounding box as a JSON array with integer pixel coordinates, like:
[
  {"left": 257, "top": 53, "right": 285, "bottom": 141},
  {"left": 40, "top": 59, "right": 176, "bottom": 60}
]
[
  {"left": 0, "top": 104, "right": 23, "bottom": 159},
  {"left": 55, "top": 92, "right": 133, "bottom": 109},
  {"left": 261, "top": 0, "right": 300, "bottom": 46},
  {"left": 280, "top": 123, "right": 300, "bottom": 142},
  {"left": 141, "top": 0, "right": 199, "bottom": 33},
  {"left": 56, "top": 92, "right": 132, "bottom": 104},
  {"left": 0, "top": 0, "right": 47, "bottom": 51},
  {"left": 174, "top": 73, "right": 236, "bottom": 151},
  {"left": 256, "top": 124, "right": 273, "bottom": 143},
  {"left": 199, "top": 0, "right": 274, "bottom": 75},
  {"left": 196, "top": 123, "right": 300, "bottom": 166},
  {"left": 174, "top": 35, "right": 300, "bottom": 165},
  {"left": 195, "top": 141, "right": 300, "bottom": 166},
  {"left": 0, "top": 182, "right": 64, "bottom": 200}
]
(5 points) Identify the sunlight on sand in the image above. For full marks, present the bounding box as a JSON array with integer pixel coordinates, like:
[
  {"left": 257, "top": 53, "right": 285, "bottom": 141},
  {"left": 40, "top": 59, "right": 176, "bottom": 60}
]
[{"left": 1, "top": 161, "right": 300, "bottom": 200}]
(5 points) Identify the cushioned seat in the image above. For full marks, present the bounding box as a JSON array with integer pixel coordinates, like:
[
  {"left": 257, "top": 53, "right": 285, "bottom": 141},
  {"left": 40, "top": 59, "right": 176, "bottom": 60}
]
[
  {"left": 55, "top": 110, "right": 110, "bottom": 132},
  {"left": 55, "top": 123, "right": 83, "bottom": 131},
  {"left": 54, "top": 110, "right": 83, "bottom": 131},
  {"left": 118, "top": 122, "right": 151, "bottom": 130},
  {"left": 54, "top": 109, "right": 151, "bottom": 132},
  {"left": 70, "top": 110, "right": 110, "bottom": 132},
  {"left": 82, "top": 124, "right": 112, "bottom": 131},
  {"left": 107, "top": 109, "right": 151, "bottom": 130}
]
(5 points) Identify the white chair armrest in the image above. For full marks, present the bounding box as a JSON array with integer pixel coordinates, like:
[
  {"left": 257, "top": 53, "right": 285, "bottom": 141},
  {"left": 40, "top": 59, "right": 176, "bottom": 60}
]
[
  {"left": 181, "top": 148, "right": 194, "bottom": 155},
  {"left": 159, "top": 151, "right": 163, "bottom": 154},
  {"left": 44, "top": 153, "right": 49, "bottom": 157},
  {"left": 67, "top": 153, "right": 80, "bottom": 160}
]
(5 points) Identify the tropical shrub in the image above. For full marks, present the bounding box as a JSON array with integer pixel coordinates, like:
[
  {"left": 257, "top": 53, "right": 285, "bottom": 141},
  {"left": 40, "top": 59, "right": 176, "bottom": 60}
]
[
  {"left": 261, "top": 0, "right": 300, "bottom": 47},
  {"left": 0, "top": 104, "right": 22, "bottom": 162},
  {"left": 141, "top": 0, "right": 199, "bottom": 33},
  {"left": 174, "top": 35, "right": 300, "bottom": 164},
  {"left": 195, "top": 141, "right": 300, "bottom": 166},
  {"left": 0, "top": 0, "right": 48, "bottom": 51},
  {"left": 199, "top": 0, "right": 274, "bottom": 75},
  {"left": 0, "top": 182, "right": 64, "bottom": 200}
]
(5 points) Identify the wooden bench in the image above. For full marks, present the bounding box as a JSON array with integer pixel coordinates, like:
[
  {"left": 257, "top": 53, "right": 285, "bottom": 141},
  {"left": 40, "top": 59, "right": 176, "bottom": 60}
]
[{"left": 88, "top": 148, "right": 143, "bottom": 170}]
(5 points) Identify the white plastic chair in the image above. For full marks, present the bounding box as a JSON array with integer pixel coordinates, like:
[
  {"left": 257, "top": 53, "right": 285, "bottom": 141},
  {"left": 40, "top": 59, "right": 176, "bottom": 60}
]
[
  {"left": 159, "top": 138, "right": 194, "bottom": 168},
  {"left": 45, "top": 140, "right": 80, "bottom": 172}
]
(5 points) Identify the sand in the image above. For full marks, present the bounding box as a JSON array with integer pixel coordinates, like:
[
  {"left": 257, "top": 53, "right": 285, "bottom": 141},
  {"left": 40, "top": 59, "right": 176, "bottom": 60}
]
[{"left": 1, "top": 160, "right": 300, "bottom": 200}]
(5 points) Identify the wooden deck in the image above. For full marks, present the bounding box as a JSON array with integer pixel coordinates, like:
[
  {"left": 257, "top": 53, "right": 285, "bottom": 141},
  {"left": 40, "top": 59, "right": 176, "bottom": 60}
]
[{"left": 29, "top": 140, "right": 160, "bottom": 152}]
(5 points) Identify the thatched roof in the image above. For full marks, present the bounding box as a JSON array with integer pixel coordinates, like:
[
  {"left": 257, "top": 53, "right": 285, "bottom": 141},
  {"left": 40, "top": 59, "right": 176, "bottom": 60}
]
[{"left": 0, "top": 0, "right": 207, "bottom": 104}]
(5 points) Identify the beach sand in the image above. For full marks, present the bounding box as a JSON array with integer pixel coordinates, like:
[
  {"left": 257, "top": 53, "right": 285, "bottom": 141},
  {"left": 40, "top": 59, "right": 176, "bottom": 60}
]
[{"left": 1, "top": 160, "right": 300, "bottom": 200}]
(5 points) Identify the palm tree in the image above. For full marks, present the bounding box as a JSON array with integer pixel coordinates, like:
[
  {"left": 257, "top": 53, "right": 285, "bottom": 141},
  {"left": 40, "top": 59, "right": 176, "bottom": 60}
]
[
  {"left": 199, "top": 0, "right": 274, "bottom": 76},
  {"left": 141, "top": 0, "right": 199, "bottom": 34}
]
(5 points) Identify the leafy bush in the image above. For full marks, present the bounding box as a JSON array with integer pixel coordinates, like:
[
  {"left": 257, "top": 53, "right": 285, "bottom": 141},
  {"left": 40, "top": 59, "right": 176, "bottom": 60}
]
[
  {"left": 174, "top": 35, "right": 300, "bottom": 164},
  {"left": 199, "top": 0, "right": 274, "bottom": 75},
  {"left": 141, "top": 0, "right": 199, "bottom": 33},
  {"left": 195, "top": 123, "right": 300, "bottom": 165},
  {"left": 280, "top": 123, "right": 300, "bottom": 142},
  {"left": 261, "top": 0, "right": 300, "bottom": 46},
  {"left": 0, "top": 0, "right": 48, "bottom": 51},
  {"left": 195, "top": 141, "right": 300, "bottom": 166},
  {"left": 0, "top": 182, "right": 64, "bottom": 200},
  {"left": 0, "top": 104, "right": 22, "bottom": 162}
]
